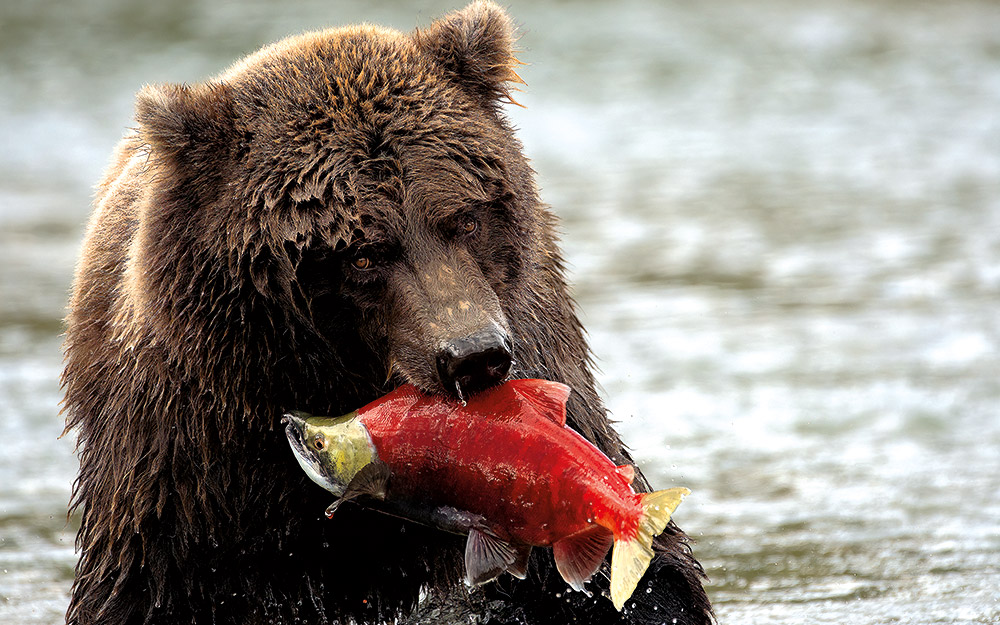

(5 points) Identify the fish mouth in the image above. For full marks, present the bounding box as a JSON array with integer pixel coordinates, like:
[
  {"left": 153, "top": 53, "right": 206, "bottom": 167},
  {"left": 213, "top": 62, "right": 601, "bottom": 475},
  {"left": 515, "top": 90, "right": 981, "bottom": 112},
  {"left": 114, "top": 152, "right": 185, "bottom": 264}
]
[
  {"left": 281, "top": 411, "right": 340, "bottom": 495},
  {"left": 281, "top": 412, "right": 308, "bottom": 450}
]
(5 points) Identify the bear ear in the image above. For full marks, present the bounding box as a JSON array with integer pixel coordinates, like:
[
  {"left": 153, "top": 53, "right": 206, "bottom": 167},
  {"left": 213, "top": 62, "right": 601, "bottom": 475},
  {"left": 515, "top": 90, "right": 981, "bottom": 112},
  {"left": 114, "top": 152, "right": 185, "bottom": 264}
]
[
  {"left": 135, "top": 82, "right": 237, "bottom": 168},
  {"left": 416, "top": 0, "right": 525, "bottom": 107}
]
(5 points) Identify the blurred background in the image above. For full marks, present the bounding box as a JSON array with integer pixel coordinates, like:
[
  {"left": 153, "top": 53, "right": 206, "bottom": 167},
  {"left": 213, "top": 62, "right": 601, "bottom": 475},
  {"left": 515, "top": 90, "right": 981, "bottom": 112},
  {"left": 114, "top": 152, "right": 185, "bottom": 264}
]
[{"left": 1, "top": 0, "right": 998, "bottom": 623}]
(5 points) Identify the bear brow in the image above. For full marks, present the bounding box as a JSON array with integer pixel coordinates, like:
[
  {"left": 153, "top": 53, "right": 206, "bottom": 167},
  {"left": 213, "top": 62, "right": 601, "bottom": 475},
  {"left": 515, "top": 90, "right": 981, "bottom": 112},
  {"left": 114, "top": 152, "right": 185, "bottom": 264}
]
[
  {"left": 407, "top": 164, "right": 497, "bottom": 219},
  {"left": 418, "top": 195, "right": 485, "bottom": 226}
]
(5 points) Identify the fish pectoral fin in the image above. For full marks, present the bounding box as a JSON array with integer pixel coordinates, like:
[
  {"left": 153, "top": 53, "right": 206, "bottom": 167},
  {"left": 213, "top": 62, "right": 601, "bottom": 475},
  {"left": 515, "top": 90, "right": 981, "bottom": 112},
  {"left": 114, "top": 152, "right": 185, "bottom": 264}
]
[
  {"left": 509, "top": 379, "right": 570, "bottom": 427},
  {"left": 464, "top": 527, "right": 518, "bottom": 587},
  {"left": 324, "top": 499, "right": 346, "bottom": 519},
  {"left": 324, "top": 490, "right": 366, "bottom": 519},
  {"left": 552, "top": 526, "right": 614, "bottom": 593},
  {"left": 344, "top": 460, "right": 391, "bottom": 501},
  {"left": 324, "top": 461, "right": 392, "bottom": 520},
  {"left": 507, "top": 544, "right": 533, "bottom": 579}
]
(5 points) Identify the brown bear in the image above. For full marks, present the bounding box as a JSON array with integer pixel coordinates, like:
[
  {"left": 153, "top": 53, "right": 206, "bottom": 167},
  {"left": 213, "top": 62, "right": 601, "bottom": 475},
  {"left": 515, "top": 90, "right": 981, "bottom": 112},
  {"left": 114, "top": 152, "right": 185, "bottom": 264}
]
[{"left": 62, "top": 2, "right": 712, "bottom": 624}]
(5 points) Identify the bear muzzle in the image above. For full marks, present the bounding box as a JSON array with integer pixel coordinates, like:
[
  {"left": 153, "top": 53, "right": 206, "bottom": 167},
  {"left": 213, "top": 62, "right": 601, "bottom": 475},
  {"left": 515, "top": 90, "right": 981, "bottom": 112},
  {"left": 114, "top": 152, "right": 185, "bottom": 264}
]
[{"left": 436, "top": 324, "right": 513, "bottom": 401}]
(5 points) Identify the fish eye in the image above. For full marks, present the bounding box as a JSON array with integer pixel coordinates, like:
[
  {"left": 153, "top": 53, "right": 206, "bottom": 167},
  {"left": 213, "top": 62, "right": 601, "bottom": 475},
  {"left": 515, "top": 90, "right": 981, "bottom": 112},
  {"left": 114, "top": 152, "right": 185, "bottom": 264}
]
[{"left": 312, "top": 434, "right": 326, "bottom": 451}]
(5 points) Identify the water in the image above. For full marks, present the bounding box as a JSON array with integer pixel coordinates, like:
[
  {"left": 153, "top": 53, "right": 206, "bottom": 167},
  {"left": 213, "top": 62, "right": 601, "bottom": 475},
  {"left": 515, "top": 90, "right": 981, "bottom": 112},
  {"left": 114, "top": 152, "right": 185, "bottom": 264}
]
[{"left": 1, "top": 1, "right": 998, "bottom": 623}]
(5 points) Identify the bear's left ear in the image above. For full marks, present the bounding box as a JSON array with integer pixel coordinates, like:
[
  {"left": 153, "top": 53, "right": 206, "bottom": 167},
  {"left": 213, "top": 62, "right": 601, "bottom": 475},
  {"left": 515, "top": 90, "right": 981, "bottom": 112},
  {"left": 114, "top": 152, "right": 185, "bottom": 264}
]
[
  {"left": 135, "top": 82, "right": 238, "bottom": 177},
  {"left": 415, "top": 0, "right": 525, "bottom": 107}
]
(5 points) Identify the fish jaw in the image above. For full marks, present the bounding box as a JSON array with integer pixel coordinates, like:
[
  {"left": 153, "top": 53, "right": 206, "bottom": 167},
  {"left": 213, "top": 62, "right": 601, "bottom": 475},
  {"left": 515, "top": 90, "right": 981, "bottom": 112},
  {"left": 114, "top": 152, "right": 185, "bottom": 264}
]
[
  {"left": 282, "top": 410, "right": 377, "bottom": 497},
  {"left": 283, "top": 412, "right": 341, "bottom": 495}
]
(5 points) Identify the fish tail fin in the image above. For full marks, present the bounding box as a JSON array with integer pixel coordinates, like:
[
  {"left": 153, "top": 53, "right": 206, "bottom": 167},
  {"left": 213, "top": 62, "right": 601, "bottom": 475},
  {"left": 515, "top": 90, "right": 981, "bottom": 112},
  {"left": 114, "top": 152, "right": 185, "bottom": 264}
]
[{"left": 609, "top": 487, "right": 690, "bottom": 611}]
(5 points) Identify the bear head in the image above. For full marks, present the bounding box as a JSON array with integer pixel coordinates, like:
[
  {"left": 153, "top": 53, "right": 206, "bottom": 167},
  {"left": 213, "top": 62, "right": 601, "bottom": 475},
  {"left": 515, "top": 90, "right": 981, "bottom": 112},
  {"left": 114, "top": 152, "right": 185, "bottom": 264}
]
[{"left": 123, "top": 1, "right": 557, "bottom": 408}]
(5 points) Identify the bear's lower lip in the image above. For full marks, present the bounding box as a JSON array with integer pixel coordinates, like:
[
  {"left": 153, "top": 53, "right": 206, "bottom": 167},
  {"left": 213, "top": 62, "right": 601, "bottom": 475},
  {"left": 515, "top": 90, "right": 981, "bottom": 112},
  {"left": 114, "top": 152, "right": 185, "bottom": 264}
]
[{"left": 381, "top": 368, "right": 519, "bottom": 408}]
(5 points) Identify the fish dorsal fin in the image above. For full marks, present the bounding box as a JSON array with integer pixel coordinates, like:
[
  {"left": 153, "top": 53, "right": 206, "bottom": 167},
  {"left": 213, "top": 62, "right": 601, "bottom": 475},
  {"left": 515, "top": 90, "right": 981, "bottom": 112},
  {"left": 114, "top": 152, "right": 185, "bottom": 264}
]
[
  {"left": 616, "top": 464, "right": 636, "bottom": 484},
  {"left": 464, "top": 527, "right": 517, "bottom": 587},
  {"left": 323, "top": 461, "right": 391, "bottom": 519},
  {"left": 551, "top": 526, "right": 614, "bottom": 592},
  {"left": 510, "top": 379, "right": 570, "bottom": 427}
]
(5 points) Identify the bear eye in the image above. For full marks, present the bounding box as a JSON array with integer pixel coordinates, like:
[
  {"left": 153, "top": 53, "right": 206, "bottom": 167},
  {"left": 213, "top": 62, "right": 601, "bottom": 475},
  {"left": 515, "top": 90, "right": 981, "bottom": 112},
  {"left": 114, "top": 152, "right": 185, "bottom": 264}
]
[
  {"left": 351, "top": 256, "right": 374, "bottom": 271},
  {"left": 312, "top": 434, "right": 326, "bottom": 451},
  {"left": 457, "top": 215, "right": 479, "bottom": 237}
]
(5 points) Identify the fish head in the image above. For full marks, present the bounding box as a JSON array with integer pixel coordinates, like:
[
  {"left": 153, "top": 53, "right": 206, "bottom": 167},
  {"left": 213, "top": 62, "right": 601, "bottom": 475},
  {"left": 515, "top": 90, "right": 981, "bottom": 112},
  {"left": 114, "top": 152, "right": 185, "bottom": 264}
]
[{"left": 282, "top": 410, "right": 378, "bottom": 496}]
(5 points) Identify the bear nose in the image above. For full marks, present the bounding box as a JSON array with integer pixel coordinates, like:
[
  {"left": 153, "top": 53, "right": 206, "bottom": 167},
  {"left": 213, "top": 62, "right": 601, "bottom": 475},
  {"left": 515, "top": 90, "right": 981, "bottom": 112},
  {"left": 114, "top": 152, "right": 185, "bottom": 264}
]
[{"left": 436, "top": 328, "right": 513, "bottom": 401}]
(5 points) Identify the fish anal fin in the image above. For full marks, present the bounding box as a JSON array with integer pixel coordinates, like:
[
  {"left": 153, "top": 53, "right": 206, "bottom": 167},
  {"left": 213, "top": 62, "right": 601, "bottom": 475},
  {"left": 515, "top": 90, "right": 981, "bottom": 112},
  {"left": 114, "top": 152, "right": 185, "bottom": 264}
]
[
  {"left": 616, "top": 464, "right": 636, "bottom": 484},
  {"left": 552, "top": 526, "right": 614, "bottom": 592},
  {"left": 507, "top": 544, "right": 533, "bottom": 579},
  {"left": 510, "top": 379, "right": 570, "bottom": 426},
  {"left": 464, "top": 527, "right": 517, "bottom": 587}
]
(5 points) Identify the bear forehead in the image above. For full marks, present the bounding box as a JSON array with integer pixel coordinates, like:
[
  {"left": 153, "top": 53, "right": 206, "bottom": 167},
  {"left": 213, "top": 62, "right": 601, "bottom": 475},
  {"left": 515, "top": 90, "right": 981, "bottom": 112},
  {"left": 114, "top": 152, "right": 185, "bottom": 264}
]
[
  {"left": 219, "top": 26, "right": 508, "bottom": 213},
  {"left": 224, "top": 25, "right": 463, "bottom": 137}
]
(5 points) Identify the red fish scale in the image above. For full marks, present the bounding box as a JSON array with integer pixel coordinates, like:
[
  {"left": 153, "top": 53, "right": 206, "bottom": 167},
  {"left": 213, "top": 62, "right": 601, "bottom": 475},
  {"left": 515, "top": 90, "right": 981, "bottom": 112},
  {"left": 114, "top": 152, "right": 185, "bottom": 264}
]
[{"left": 357, "top": 382, "right": 643, "bottom": 546}]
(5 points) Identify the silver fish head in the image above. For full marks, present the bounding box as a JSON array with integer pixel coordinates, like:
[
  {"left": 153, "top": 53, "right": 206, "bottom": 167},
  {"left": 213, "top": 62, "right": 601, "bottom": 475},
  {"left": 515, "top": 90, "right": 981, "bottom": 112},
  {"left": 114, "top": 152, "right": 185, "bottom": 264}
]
[{"left": 282, "top": 410, "right": 378, "bottom": 497}]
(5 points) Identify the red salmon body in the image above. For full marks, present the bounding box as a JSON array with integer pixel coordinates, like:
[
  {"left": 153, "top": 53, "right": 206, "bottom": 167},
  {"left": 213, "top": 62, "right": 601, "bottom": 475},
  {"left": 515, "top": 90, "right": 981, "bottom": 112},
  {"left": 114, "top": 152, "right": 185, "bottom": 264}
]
[
  {"left": 290, "top": 378, "right": 690, "bottom": 609},
  {"left": 357, "top": 380, "right": 642, "bottom": 548}
]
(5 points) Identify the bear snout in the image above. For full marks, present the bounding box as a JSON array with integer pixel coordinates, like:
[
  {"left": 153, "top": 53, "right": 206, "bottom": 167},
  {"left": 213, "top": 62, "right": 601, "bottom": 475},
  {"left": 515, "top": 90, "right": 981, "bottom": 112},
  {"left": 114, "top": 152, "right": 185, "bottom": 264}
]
[{"left": 436, "top": 325, "right": 513, "bottom": 400}]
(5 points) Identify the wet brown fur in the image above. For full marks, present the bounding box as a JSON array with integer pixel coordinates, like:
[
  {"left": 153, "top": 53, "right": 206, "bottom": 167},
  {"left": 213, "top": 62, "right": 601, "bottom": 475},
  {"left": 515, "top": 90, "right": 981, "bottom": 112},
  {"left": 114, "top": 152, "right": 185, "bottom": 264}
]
[{"left": 63, "top": 3, "right": 712, "bottom": 624}]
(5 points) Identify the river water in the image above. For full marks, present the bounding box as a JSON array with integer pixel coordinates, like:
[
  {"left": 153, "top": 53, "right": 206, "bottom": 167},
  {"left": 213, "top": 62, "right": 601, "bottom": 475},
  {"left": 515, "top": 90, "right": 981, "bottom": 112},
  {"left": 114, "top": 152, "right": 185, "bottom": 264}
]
[{"left": 1, "top": 1, "right": 997, "bottom": 623}]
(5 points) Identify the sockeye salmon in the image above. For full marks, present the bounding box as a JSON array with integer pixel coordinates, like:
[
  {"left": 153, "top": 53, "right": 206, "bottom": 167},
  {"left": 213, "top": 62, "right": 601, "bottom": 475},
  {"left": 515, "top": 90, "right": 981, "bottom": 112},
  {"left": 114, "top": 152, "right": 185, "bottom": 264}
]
[{"left": 282, "top": 379, "right": 689, "bottom": 610}]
